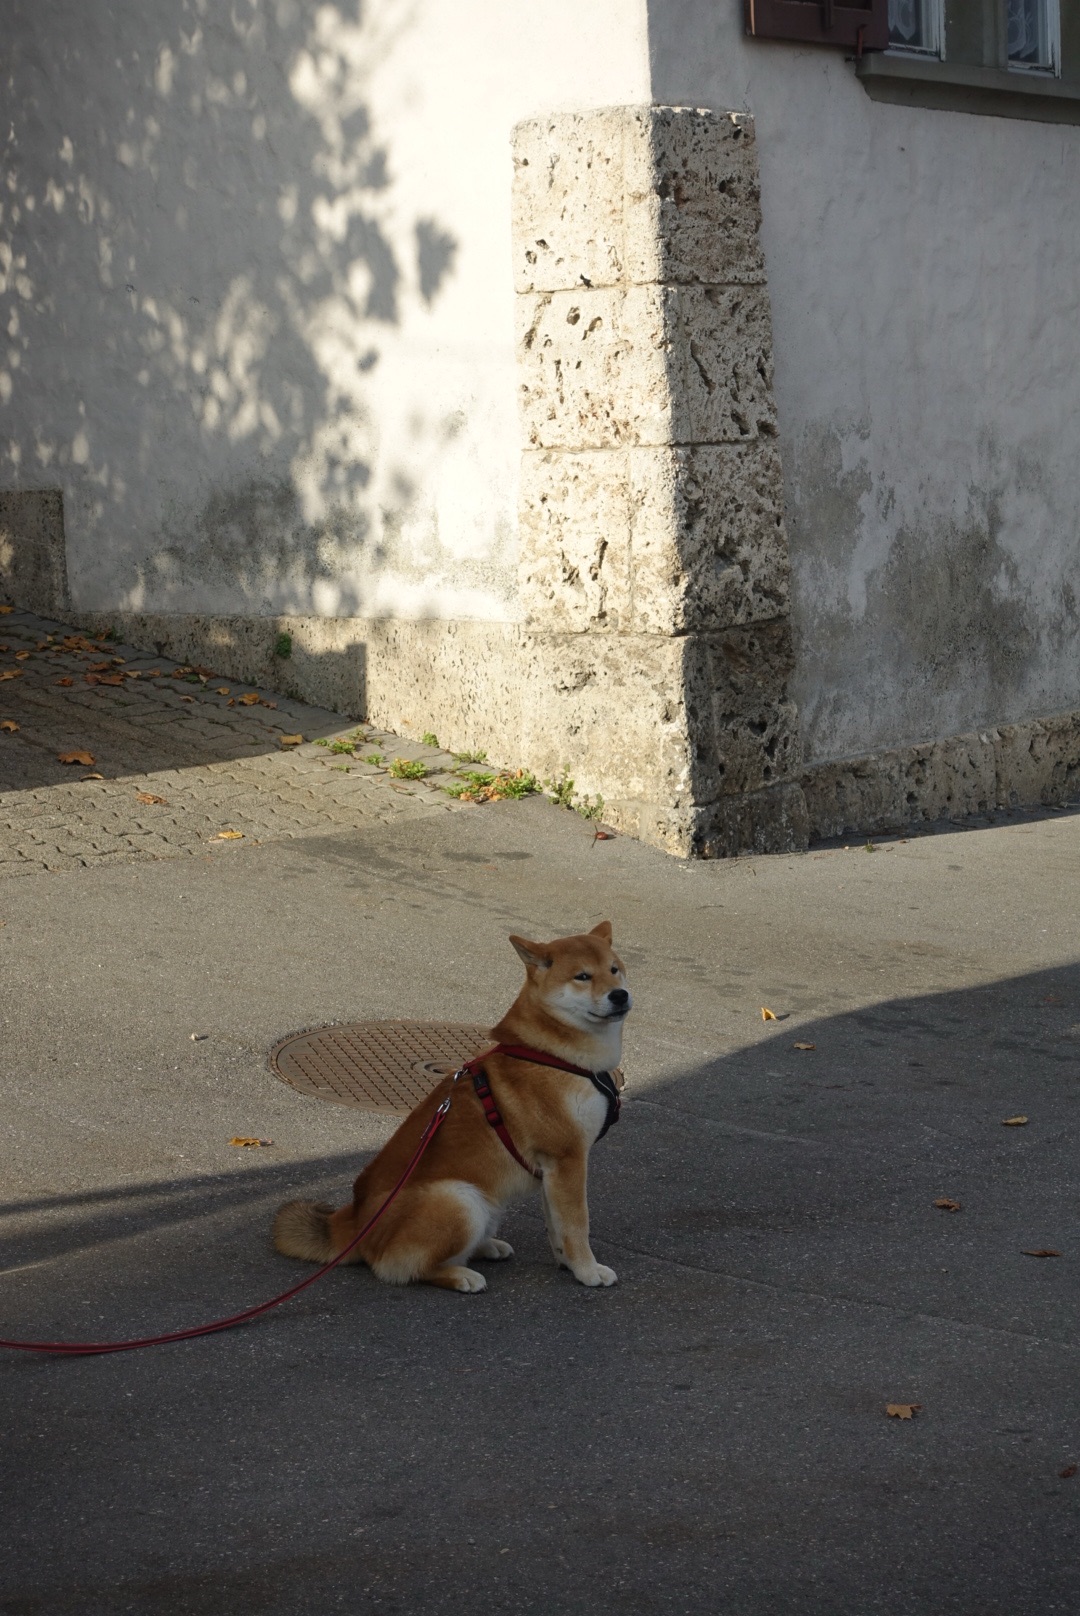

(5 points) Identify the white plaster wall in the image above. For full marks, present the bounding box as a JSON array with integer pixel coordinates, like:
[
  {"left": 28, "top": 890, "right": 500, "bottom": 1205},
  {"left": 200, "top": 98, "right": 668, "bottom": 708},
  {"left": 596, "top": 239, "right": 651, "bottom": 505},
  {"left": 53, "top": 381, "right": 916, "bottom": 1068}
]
[
  {"left": 0, "top": 0, "right": 650, "bottom": 621},
  {"left": 648, "top": 1, "right": 1080, "bottom": 764}
]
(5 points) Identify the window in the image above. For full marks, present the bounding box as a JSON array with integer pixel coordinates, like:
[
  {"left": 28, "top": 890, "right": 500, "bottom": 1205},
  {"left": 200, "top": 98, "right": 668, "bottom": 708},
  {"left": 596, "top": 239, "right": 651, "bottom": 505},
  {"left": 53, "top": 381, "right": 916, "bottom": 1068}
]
[
  {"left": 887, "top": 0, "right": 944, "bottom": 54},
  {"left": 1007, "top": 0, "right": 1060, "bottom": 71},
  {"left": 747, "top": 0, "right": 1080, "bottom": 120}
]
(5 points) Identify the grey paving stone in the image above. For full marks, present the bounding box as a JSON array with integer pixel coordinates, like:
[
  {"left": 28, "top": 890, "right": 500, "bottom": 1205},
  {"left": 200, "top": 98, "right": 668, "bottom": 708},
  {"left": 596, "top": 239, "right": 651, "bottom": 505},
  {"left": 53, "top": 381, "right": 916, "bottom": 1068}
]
[{"left": 0, "top": 608, "right": 486, "bottom": 878}]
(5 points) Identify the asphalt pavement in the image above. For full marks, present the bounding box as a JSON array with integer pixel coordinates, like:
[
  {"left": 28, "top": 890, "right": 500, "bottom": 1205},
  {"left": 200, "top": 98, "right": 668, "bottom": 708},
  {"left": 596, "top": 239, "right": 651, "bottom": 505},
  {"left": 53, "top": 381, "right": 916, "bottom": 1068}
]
[{"left": 1, "top": 631, "right": 1079, "bottom": 1614}]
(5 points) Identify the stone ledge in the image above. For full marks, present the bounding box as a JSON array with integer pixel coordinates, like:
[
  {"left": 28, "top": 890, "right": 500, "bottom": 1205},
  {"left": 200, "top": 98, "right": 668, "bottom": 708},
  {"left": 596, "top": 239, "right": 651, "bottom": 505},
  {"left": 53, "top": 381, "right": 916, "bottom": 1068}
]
[
  {"left": 518, "top": 440, "right": 790, "bottom": 636},
  {"left": 517, "top": 284, "right": 776, "bottom": 451},
  {"left": 804, "top": 710, "right": 1080, "bottom": 839},
  {"left": 512, "top": 106, "right": 764, "bottom": 294}
]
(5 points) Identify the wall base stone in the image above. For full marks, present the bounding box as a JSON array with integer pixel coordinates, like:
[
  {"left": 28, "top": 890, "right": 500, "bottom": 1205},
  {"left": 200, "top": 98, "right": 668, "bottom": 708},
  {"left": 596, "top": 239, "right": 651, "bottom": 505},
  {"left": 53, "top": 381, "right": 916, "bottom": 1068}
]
[
  {"left": 0, "top": 491, "right": 71, "bottom": 618},
  {"left": 803, "top": 711, "right": 1080, "bottom": 838}
]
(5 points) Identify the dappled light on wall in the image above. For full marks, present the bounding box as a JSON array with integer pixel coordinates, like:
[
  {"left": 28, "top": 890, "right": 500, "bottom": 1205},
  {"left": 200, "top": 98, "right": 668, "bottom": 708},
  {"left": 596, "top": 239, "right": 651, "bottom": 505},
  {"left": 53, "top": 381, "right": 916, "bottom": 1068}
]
[{"left": 0, "top": 0, "right": 517, "bottom": 623}]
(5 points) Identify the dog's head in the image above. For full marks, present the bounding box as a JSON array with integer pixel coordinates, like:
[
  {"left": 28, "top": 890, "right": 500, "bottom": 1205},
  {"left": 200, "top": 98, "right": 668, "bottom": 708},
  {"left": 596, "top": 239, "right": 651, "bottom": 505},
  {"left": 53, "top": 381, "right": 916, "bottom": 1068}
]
[{"left": 508, "top": 921, "right": 631, "bottom": 1035}]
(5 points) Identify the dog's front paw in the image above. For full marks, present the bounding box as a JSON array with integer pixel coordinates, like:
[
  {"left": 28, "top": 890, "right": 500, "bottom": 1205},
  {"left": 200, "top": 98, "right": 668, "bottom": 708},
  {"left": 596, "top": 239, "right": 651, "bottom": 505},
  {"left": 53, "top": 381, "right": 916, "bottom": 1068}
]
[
  {"left": 453, "top": 1267, "right": 488, "bottom": 1292},
  {"left": 576, "top": 1263, "right": 617, "bottom": 1288}
]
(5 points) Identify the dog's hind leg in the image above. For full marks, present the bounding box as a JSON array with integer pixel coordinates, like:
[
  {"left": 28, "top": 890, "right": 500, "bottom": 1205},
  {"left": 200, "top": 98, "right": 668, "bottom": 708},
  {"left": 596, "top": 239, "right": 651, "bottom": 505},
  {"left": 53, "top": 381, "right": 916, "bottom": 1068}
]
[{"left": 369, "top": 1181, "right": 494, "bottom": 1293}]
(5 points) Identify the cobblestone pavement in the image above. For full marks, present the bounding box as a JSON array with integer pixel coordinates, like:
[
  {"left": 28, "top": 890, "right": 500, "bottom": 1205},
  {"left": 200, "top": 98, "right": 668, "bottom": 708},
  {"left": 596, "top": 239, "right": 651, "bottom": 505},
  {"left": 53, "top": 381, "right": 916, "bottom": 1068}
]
[{"left": 0, "top": 607, "right": 473, "bottom": 877}]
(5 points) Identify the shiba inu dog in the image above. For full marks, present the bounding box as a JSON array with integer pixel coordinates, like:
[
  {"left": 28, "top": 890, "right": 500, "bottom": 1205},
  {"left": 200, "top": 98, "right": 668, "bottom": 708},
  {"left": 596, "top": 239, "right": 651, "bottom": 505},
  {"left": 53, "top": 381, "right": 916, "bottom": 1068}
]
[{"left": 273, "top": 922, "right": 630, "bottom": 1292}]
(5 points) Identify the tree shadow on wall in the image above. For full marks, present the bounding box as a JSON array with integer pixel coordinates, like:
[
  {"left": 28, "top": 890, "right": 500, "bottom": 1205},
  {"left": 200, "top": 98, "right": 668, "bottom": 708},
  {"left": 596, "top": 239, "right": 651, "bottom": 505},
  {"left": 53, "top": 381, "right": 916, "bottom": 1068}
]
[{"left": 2, "top": 0, "right": 470, "bottom": 620}]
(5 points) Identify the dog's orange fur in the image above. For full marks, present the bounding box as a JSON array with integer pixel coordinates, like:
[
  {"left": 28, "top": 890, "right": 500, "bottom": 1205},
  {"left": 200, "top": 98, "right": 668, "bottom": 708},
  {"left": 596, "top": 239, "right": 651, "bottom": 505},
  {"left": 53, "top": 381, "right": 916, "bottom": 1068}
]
[{"left": 273, "top": 922, "right": 630, "bottom": 1292}]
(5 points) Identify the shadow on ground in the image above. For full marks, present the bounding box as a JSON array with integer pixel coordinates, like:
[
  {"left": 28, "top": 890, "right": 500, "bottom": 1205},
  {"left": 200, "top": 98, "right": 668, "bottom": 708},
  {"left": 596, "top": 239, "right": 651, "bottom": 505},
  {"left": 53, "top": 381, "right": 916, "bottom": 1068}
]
[
  {"left": 0, "top": 612, "right": 346, "bottom": 796},
  {"left": 2, "top": 962, "right": 1079, "bottom": 1615}
]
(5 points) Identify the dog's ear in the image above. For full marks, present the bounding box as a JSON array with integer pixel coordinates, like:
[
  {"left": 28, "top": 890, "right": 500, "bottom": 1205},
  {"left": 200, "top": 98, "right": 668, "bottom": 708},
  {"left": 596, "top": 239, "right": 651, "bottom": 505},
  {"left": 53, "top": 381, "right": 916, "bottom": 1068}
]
[
  {"left": 589, "top": 920, "right": 613, "bottom": 941},
  {"left": 509, "top": 935, "right": 552, "bottom": 969}
]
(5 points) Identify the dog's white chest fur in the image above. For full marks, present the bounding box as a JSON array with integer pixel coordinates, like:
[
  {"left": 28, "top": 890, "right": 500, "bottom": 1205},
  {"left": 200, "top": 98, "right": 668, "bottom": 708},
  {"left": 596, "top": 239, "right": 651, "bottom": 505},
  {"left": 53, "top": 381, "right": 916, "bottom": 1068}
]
[{"left": 566, "top": 1077, "right": 610, "bottom": 1145}]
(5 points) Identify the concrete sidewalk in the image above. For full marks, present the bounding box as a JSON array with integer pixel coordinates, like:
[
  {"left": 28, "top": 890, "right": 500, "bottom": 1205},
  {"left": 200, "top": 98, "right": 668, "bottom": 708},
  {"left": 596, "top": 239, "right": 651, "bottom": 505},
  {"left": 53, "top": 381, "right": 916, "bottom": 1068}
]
[{"left": 1, "top": 623, "right": 1079, "bottom": 1613}]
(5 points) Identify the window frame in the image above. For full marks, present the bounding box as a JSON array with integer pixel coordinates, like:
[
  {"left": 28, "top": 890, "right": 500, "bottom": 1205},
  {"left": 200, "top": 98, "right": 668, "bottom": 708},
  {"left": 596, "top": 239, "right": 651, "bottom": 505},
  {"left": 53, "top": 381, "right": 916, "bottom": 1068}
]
[
  {"left": 1005, "top": 0, "right": 1061, "bottom": 76},
  {"left": 887, "top": 0, "right": 946, "bottom": 58},
  {"left": 856, "top": 0, "right": 1079, "bottom": 120}
]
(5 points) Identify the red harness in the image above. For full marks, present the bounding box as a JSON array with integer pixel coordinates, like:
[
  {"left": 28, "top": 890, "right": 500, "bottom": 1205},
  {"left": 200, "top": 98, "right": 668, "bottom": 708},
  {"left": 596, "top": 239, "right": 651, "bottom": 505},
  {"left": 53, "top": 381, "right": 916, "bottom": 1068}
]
[{"left": 459, "top": 1043, "right": 621, "bottom": 1178}]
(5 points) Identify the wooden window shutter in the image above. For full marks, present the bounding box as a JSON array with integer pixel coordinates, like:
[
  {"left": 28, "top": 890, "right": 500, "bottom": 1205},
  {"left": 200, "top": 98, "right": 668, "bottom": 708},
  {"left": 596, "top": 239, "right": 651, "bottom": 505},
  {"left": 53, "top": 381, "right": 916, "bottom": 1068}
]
[{"left": 745, "top": 0, "right": 889, "bottom": 49}]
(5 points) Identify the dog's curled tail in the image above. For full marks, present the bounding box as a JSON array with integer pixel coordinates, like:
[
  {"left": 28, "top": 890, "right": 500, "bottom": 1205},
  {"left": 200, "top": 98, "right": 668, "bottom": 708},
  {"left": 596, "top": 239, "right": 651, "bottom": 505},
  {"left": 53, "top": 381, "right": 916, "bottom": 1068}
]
[{"left": 273, "top": 1200, "right": 338, "bottom": 1263}]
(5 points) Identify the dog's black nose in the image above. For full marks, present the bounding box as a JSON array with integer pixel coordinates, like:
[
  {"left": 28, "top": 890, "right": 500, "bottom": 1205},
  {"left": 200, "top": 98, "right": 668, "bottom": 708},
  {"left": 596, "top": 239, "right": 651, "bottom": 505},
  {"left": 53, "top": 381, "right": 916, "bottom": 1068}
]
[{"left": 608, "top": 988, "right": 629, "bottom": 1008}]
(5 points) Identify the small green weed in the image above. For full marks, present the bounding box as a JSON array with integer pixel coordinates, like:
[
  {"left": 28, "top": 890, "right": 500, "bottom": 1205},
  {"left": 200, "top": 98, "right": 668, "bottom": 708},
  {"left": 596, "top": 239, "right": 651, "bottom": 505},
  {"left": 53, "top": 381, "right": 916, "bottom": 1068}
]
[
  {"left": 445, "top": 769, "right": 538, "bottom": 803},
  {"left": 331, "top": 763, "right": 351, "bottom": 773},
  {"left": 313, "top": 737, "right": 331, "bottom": 748},
  {"left": 327, "top": 738, "right": 356, "bottom": 755},
  {"left": 420, "top": 731, "right": 439, "bottom": 748},
  {"left": 361, "top": 751, "right": 384, "bottom": 766},
  {"left": 453, "top": 749, "right": 488, "bottom": 765},
  {"left": 446, "top": 771, "right": 495, "bottom": 797},
  {"left": 389, "top": 758, "right": 428, "bottom": 780},
  {"left": 273, "top": 632, "right": 293, "bottom": 659},
  {"left": 546, "top": 771, "right": 576, "bottom": 810},
  {"left": 546, "top": 770, "right": 603, "bottom": 820}
]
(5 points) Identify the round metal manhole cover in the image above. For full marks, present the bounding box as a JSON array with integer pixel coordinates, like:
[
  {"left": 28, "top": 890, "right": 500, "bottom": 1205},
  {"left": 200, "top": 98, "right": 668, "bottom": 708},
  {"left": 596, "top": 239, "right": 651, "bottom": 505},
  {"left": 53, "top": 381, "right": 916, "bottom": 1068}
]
[{"left": 269, "top": 1021, "right": 493, "bottom": 1115}]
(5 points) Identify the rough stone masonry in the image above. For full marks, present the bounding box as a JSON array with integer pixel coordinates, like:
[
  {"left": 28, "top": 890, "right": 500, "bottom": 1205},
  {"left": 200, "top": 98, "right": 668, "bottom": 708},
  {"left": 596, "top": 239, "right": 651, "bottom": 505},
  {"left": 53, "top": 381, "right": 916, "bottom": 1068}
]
[{"left": 512, "top": 105, "right": 806, "bottom": 855}]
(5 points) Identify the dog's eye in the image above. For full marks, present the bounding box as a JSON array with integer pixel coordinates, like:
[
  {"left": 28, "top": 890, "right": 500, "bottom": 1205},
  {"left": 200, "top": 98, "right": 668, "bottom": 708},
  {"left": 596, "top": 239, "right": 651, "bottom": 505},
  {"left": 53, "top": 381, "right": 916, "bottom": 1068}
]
[
  {"left": 610, "top": 965, "right": 618, "bottom": 974},
  {"left": 574, "top": 971, "right": 592, "bottom": 982}
]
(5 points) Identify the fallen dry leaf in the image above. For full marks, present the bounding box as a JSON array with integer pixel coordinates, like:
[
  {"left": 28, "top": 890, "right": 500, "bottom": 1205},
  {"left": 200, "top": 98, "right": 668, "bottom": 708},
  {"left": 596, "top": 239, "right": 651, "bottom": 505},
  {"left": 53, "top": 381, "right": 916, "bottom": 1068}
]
[
  {"left": 793, "top": 1041, "right": 816, "bottom": 1051},
  {"left": 179, "top": 695, "right": 196, "bottom": 703},
  {"left": 0, "top": 669, "right": 22, "bottom": 682},
  {"left": 214, "top": 686, "right": 230, "bottom": 695},
  {"left": 238, "top": 691, "right": 261, "bottom": 705},
  {"left": 259, "top": 698, "right": 277, "bottom": 709},
  {"left": 278, "top": 733, "right": 304, "bottom": 746},
  {"left": 86, "top": 661, "right": 112, "bottom": 672},
  {"left": 933, "top": 1198, "right": 961, "bottom": 1212},
  {"left": 1060, "top": 1465, "right": 1077, "bottom": 1479},
  {"left": 14, "top": 650, "right": 31, "bottom": 660},
  {"left": 212, "top": 829, "right": 244, "bottom": 841},
  {"left": 82, "top": 772, "right": 104, "bottom": 780},
  {"left": 228, "top": 1137, "right": 273, "bottom": 1148},
  {"left": 761, "top": 1007, "right": 777, "bottom": 1021},
  {"left": 58, "top": 750, "right": 95, "bottom": 766},
  {"left": 190, "top": 1033, "right": 209, "bottom": 1041},
  {"left": 1002, "top": 1115, "right": 1029, "bottom": 1127},
  {"left": 0, "top": 719, "right": 18, "bottom": 733},
  {"left": 135, "top": 791, "right": 168, "bottom": 805},
  {"left": 1022, "top": 1248, "right": 1061, "bottom": 1258},
  {"left": 592, "top": 829, "right": 617, "bottom": 842},
  {"left": 885, "top": 1404, "right": 922, "bottom": 1420},
  {"left": 55, "top": 676, "right": 74, "bottom": 687},
  {"left": 0, "top": 644, "right": 7, "bottom": 652},
  {"left": 0, "top": 604, "right": 12, "bottom": 613},
  {"left": 227, "top": 698, "right": 236, "bottom": 707},
  {"left": 85, "top": 672, "right": 125, "bottom": 686}
]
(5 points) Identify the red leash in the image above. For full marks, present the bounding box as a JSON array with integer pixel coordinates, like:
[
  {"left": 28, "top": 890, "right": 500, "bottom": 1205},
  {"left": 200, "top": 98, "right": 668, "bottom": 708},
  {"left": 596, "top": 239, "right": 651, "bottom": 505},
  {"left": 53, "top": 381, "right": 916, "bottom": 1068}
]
[{"left": 0, "top": 1094, "right": 452, "bottom": 1357}]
